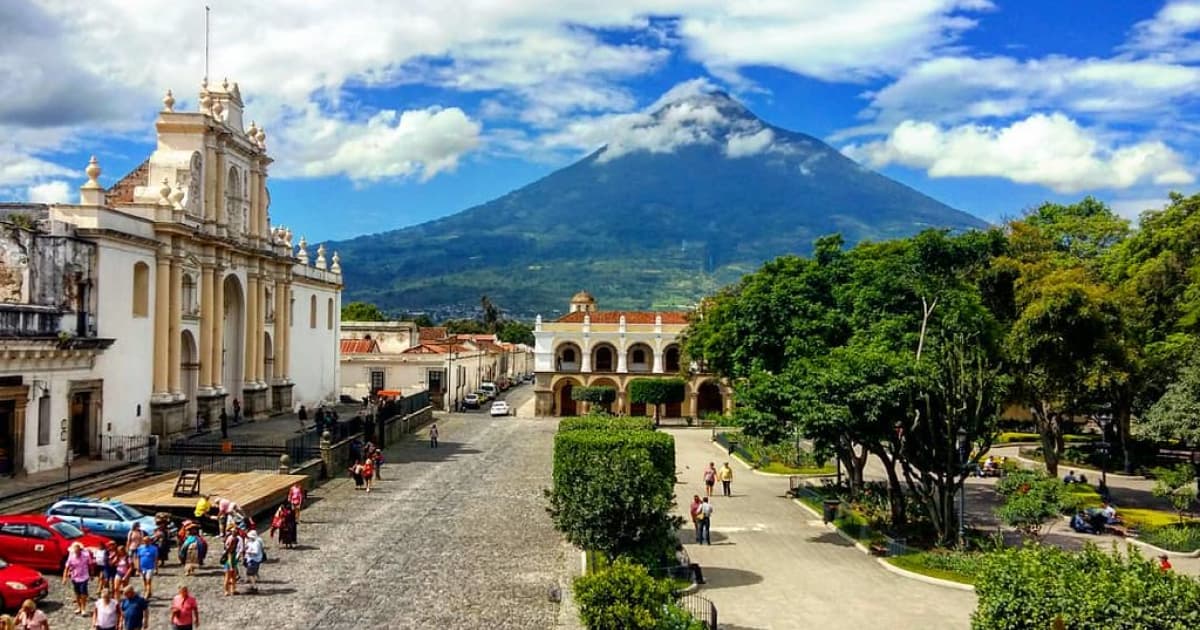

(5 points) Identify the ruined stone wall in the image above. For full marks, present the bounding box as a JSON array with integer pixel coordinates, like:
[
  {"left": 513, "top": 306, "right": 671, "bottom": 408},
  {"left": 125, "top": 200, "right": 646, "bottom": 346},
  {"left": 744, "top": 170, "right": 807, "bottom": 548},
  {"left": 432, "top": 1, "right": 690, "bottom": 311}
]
[{"left": 0, "top": 217, "right": 96, "bottom": 336}]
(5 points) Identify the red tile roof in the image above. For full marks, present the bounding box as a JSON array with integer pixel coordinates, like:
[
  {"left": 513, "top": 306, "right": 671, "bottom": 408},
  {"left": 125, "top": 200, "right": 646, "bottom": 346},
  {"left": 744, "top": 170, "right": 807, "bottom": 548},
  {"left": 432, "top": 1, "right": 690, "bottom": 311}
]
[
  {"left": 555, "top": 311, "right": 689, "bottom": 325},
  {"left": 419, "top": 327, "right": 448, "bottom": 341},
  {"left": 403, "top": 342, "right": 472, "bottom": 354},
  {"left": 340, "top": 338, "right": 379, "bottom": 354}
]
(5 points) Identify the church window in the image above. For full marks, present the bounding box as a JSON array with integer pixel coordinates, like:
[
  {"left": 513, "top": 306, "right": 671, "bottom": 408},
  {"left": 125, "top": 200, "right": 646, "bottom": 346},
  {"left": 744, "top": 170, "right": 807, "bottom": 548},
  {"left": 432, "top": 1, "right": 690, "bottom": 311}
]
[
  {"left": 309, "top": 295, "right": 317, "bottom": 328},
  {"left": 633, "top": 349, "right": 645, "bottom": 364},
  {"left": 182, "top": 273, "right": 197, "bottom": 315},
  {"left": 327, "top": 298, "right": 334, "bottom": 330},
  {"left": 132, "top": 262, "right": 150, "bottom": 317}
]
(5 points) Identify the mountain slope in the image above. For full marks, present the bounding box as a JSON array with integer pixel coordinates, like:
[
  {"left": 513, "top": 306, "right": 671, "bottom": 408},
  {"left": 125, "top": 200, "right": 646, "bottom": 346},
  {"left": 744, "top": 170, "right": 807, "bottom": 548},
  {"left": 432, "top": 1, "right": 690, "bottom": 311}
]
[{"left": 332, "top": 91, "right": 987, "bottom": 317}]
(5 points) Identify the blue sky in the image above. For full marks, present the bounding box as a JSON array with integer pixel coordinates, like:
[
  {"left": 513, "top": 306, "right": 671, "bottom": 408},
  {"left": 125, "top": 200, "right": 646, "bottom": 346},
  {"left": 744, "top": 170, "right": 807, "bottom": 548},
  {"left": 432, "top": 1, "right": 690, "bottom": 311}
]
[{"left": 3, "top": 1, "right": 1198, "bottom": 241}]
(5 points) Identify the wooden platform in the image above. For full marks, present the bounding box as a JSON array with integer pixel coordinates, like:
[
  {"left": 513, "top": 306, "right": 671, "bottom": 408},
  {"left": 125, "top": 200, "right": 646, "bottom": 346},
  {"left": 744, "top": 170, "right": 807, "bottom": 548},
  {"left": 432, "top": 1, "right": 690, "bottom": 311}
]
[{"left": 109, "top": 472, "right": 308, "bottom": 518}]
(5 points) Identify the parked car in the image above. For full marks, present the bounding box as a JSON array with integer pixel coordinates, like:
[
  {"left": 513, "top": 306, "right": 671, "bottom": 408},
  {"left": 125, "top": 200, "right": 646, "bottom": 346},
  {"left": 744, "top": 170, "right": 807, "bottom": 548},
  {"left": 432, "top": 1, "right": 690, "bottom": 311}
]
[
  {"left": 45, "top": 498, "right": 168, "bottom": 542},
  {"left": 0, "top": 556, "right": 48, "bottom": 612},
  {"left": 463, "top": 393, "right": 481, "bottom": 409},
  {"left": 0, "top": 515, "right": 110, "bottom": 572},
  {"left": 474, "top": 390, "right": 493, "bottom": 404},
  {"left": 490, "top": 401, "right": 512, "bottom": 417}
]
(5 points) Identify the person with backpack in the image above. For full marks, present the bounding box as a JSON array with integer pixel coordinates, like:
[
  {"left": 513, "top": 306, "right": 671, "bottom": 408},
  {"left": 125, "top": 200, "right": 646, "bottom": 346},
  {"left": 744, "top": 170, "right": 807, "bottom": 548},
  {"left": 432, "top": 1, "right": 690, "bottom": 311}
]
[{"left": 697, "top": 497, "right": 713, "bottom": 545}]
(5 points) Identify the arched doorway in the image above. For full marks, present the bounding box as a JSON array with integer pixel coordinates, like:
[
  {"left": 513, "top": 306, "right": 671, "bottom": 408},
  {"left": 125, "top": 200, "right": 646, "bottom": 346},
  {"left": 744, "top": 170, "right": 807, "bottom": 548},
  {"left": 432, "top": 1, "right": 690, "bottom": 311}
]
[
  {"left": 592, "top": 343, "right": 616, "bottom": 372},
  {"left": 697, "top": 381, "right": 723, "bottom": 418},
  {"left": 182, "top": 330, "right": 198, "bottom": 431},
  {"left": 664, "top": 345, "right": 682, "bottom": 373},
  {"left": 263, "top": 332, "right": 274, "bottom": 411},
  {"left": 222, "top": 274, "right": 244, "bottom": 409},
  {"left": 555, "top": 378, "right": 580, "bottom": 416}
]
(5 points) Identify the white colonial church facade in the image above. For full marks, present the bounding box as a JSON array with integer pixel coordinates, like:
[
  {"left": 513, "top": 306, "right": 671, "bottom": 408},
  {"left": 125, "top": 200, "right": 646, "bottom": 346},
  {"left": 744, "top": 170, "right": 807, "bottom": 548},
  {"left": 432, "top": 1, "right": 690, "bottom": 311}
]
[{"left": 0, "top": 80, "right": 341, "bottom": 476}]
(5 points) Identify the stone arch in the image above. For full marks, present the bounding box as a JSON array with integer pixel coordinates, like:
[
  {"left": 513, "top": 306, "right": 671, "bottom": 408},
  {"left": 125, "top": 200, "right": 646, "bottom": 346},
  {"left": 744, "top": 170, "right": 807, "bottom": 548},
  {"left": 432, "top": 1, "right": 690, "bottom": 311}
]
[
  {"left": 663, "top": 344, "right": 682, "bottom": 373},
  {"left": 181, "top": 329, "right": 199, "bottom": 427},
  {"left": 589, "top": 377, "right": 620, "bottom": 414},
  {"left": 554, "top": 377, "right": 582, "bottom": 416},
  {"left": 221, "top": 274, "right": 245, "bottom": 405},
  {"left": 697, "top": 380, "right": 723, "bottom": 418},
  {"left": 132, "top": 261, "right": 150, "bottom": 317},
  {"left": 554, "top": 341, "right": 582, "bottom": 372},
  {"left": 626, "top": 342, "right": 653, "bottom": 373},
  {"left": 591, "top": 342, "right": 618, "bottom": 373}
]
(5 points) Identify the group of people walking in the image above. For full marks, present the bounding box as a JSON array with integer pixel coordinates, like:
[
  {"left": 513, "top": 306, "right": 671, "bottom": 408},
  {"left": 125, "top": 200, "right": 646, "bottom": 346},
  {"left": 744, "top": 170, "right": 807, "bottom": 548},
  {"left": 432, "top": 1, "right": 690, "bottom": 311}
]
[{"left": 690, "top": 462, "right": 734, "bottom": 545}]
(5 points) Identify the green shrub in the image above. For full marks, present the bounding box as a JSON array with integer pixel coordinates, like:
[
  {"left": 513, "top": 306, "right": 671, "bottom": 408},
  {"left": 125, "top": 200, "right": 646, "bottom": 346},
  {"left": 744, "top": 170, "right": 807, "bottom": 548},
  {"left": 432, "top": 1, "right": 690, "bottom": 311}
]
[
  {"left": 995, "top": 471, "right": 1077, "bottom": 540},
  {"left": 553, "top": 429, "right": 675, "bottom": 484},
  {"left": 1151, "top": 464, "right": 1198, "bottom": 523},
  {"left": 574, "top": 558, "right": 677, "bottom": 630},
  {"left": 972, "top": 543, "right": 1200, "bottom": 629},
  {"left": 889, "top": 550, "right": 984, "bottom": 584},
  {"left": 996, "top": 432, "right": 1098, "bottom": 444},
  {"left": 559, "top": 416, "right": 656, "bottom": 433},
  {"left": 572, "top": 386, "right": 618, "bottom": 407},
  {"left": 628, "top": 378, "right": 686, "bottom": 417},
  {"left": 1139, "top": 523, "right": 1200, "bottom": 553}
]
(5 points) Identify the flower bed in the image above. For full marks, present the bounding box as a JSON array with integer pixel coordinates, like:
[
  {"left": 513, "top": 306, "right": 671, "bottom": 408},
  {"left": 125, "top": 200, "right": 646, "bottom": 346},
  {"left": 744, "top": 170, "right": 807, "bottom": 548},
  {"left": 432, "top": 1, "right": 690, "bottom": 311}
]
[{"left": 887, "top": 550, "right": 984, "bottom": 585}]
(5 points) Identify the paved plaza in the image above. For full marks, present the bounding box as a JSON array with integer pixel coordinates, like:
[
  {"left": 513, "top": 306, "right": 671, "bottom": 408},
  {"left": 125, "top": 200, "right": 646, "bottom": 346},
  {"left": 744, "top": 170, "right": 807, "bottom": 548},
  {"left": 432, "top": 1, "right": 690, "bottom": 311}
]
[
  {"left": 670, "top": 428, "right": 977, "bottom": 630},
  {"left": 36, "top": 392, "right": 568, "bottom": 629}
]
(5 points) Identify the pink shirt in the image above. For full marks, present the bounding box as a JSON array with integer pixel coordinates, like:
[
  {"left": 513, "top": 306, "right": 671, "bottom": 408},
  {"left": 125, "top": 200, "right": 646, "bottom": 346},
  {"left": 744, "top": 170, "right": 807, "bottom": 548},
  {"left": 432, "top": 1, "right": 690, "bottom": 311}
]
[
  {"left": 16, "top": 608, "right": 48, "bottom": 630},
  {"left": 66, "top": 550, "right": 92, "bottom": 582},
  {"left": 171, "top": 594, "right": 198, "bottom": 625}
]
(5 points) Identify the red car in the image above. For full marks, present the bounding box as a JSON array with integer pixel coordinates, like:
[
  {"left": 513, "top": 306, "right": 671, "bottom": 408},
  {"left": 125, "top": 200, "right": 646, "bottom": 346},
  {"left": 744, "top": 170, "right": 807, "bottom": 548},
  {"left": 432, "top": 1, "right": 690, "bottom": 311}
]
[
  {"left": 0, "top": 556, "right": 47, "bottom": 612},
  {"left": 0, "top": 515, "right": 110, "bottom": 572}
]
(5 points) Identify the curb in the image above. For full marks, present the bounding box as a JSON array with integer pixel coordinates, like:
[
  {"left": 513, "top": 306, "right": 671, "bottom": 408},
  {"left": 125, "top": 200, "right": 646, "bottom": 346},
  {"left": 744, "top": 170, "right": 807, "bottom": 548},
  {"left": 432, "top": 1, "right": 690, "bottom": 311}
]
[
  {"left": 876, "top": 557, "right": 976, "bottom": 592},
  {"left": 1125, "top": 536, "right": 1200, "bottom": 558},
  {"left": 791, "top": 497, "right": 976, "bottom": 592}
]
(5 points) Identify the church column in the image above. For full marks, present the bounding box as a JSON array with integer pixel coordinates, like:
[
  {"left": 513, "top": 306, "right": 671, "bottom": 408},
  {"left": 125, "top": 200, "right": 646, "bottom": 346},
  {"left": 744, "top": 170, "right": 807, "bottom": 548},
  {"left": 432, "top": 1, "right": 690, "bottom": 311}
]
[
  {"left": 168, "top": 256, "right": 182, "bottom": 394},
  {"left": 198, "top": 264, "right": 214, "bottom": 389},
  {"left": 248, "top": 168, "right": 260, "bottom": 239},
  {"left": 214, "top": 143, "right": 227, "bottom": 231},
  {"left": 152, "top": 251, "right": 170, "bottom": 394},
  {"left": 274, "top": 278, "right": 286, "bottom": 383},
  {"left": 244, "top": 271, "right": 259, "bottom": 387},
  {"left": 210, "top": 266, "right": 225, "bottom": 391},
  {"left": 255, "top": 269, "right": 267, "bottom": 383},
  {"left": 279, "top": 282, "right": 291, "bottom": 379}
]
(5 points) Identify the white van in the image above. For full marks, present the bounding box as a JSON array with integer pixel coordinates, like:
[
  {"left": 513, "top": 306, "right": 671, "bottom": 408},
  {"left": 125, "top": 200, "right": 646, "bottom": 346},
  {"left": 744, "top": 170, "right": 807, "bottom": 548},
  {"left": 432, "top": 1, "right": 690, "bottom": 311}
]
[{"left": 480, "top": 382, "right": 498, "bottom": 397}]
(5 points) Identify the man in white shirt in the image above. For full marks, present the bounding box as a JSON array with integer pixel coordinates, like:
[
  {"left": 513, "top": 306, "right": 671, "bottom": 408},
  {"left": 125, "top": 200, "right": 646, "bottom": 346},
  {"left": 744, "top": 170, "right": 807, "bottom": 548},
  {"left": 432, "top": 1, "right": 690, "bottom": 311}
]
[{"left": 698, "top": 497, "right": 714, "bottom": 545}]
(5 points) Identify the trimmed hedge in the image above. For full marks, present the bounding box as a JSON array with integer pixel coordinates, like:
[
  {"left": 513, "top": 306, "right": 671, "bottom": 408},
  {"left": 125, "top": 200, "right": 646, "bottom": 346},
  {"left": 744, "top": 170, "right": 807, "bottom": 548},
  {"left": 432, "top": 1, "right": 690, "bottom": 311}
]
[
  {"left": 559, "top": 416, "right": 656, "bottom": 433},
  {"left": 553, "top": 429, "right": 675, "bottom": 486},
  {"left": 627, "top": 378, "right": 686, "bottom": 405},
  {"left": 572, "top": 385, "right": 618, "bottom": 405}
]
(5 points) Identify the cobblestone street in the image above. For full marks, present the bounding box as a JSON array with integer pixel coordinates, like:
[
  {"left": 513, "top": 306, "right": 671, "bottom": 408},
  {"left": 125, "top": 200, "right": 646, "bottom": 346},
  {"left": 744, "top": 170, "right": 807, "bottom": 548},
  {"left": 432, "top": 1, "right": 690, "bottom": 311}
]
[{"left": 38, "top": 408, "right": 567, "bottom": 630}]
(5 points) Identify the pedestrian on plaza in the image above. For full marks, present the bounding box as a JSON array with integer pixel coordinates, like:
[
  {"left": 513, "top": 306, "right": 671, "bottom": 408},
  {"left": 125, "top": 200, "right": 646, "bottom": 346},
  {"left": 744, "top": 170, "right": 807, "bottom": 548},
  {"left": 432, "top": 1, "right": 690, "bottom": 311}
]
[
  {"left": 272, "top": 501, "right": 298, "bottom": 549},
  {"left": 429, "top": 423, "right": 439, "bottom": 448},
  {"left": 233, "top": 398, "right": 242, "bottom": 424},
  {"left": 0, "top": 614, "right": 13, "bottom": 630},
  {"left": 689, "top": 495, "right": 703, "bottom": 543},
  {"left": 92, "top": 587, "right": 118, "bottom": 630},
  {"left": 126, "top": 522, "right": 145, "bottom": 575},
  {"left": 288, "top": 483, "right": 305, "bottom": 524},
  {"left": 219, "top": 407, "right": 229, "bottom": 439},
  {"left": 154, "top": 513, "right": 173, "bottom": 566},
  {"left": 137, "top": 537, "right": 158, "bottom": 598},
  {"left": 297, "top": 404, "right": 308, "bottom": 431},
  {"left": 349, "top": 459, "right": 365, "bottom": 490},
  {"left": 169, "top": 584, "right": 200, "bottom": 630},
  {"left": 120, "top": 586, "right": 149, "bottom": 630},
  {"left": 242, "top": 530, "right": 265, "bottom": 593},
  {"left": 95, "top": 541, "right": 112, "bottom": 594},
  {"left": 179, "top": 523, "right": 206, "bottom": 575},
  {"left": 703, "top": 462, "right": 716, "bottom": 498},
  {"left": 362, "top": 456, "right": 375, "bottom": 493},
  {"left": 718, "top": 462, "right": 734, "bottom": 497},
  {"left": 114, "top": 545, "right": 132, "bottom": 593},
  {"left": 61, "top": 541, "right": 92, "bottom": 615},
  {"left": 220, "top": 524, "right": 242, "bottom": 596},
  {"left": 371, "top": 447, "right": 384, "bottom": 480},
  {"left": 13, "top": 600, "right": 48, "bottom": 630},
  {"left": 697, "top": 497, "right": 713, "bottom": 545}
]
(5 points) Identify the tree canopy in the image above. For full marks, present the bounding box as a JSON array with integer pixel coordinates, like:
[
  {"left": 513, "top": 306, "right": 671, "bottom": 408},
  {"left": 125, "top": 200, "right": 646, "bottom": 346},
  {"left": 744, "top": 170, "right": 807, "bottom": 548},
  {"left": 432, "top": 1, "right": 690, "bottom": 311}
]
[{"left": 341, "top": 301, "right": 388, "bottom": 322}]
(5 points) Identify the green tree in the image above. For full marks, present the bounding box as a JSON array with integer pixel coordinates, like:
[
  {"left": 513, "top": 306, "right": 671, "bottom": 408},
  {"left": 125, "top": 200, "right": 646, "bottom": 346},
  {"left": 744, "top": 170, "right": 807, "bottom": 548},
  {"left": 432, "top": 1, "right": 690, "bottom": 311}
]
[
  {"left": 572, "top": 386, "right": 618, "bottom": 413},
  {"left": 480, "top": 294, "right": 501, "bottom": 333},
  {"left": 444, "top": 318, "right": 488, "bottom": 334},
  {"left": 1151, "top": 464, "right": 1198, "bottom": 523},
  {"left": 573, "top": 559, "right": 680, "bottom": 630},
  {"left": 627, "top": 378, "right": 686, "bottom": 423},
  {"left": 401, "top": 313, "right": 435, "bottom": 327},
  {"left": 972, "top": 543, "right": 1200, "bottom": 629},
  {"left": 341, "top": 301, "right": 388, "bottom": 321},
  {"left": 497, "top": 320, "right": 535, "bottom": 345},
  {"left": 1139, "top": 361, "right": 1200, "bottom": 445},
  {"left": 994, "top": 471, "right": 1076, "bottom": 540}
]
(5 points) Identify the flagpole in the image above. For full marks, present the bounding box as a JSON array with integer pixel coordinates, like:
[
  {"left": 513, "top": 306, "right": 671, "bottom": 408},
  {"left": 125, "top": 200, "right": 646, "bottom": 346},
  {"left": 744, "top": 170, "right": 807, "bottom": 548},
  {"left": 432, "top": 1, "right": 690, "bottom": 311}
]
[{"left": 205, "top": 5, "right": 210, "bottom": 80}]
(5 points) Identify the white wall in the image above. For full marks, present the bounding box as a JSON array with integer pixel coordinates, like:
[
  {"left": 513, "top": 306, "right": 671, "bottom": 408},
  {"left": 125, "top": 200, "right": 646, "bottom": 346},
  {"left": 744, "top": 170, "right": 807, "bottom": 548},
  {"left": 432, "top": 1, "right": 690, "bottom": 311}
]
[
  {"left": 289, "top": 279, "right": 340, "bottom": 407},
  {"left": 10, "top": 369, "right": 94, "bottom": 474},
  {"left": 92, "top": 239, "right": 156, "bottom": 437}
]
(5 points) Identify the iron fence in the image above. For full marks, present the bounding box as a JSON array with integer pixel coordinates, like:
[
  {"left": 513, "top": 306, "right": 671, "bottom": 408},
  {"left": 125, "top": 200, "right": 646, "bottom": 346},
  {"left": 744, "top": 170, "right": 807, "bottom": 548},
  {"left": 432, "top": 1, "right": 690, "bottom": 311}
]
[
  {"left": 100, "top": 435, "right": 157, "bottom": 465},
  {"left": 675, "top": 593, "right": 718, "bottom": 629},
  {"left": 378, "top": 390, "right": 430, "bottom": 422},
  {"left": 285, "top": 432, "right": 321, "bottom": 463},
  {"left": 150, "top": 452, "right": 282, "bottom": 473}
]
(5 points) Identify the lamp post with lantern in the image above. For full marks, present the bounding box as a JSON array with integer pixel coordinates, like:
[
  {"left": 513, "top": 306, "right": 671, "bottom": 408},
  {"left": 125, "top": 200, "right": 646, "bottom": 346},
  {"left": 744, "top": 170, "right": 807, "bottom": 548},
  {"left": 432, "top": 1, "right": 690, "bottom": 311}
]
[{"left": 956, "top": 427, "right": 969, "bottom": 545}]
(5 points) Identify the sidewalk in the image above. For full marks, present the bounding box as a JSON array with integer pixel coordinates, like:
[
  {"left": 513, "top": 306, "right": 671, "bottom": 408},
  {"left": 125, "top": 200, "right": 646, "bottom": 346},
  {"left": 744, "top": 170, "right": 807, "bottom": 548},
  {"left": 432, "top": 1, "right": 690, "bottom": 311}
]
[
  {"left": 668, "top": 428, "right": 975, "bottom": 630},
  {"left": 183, "top": 403, "right": 363, "bottom": 445}
]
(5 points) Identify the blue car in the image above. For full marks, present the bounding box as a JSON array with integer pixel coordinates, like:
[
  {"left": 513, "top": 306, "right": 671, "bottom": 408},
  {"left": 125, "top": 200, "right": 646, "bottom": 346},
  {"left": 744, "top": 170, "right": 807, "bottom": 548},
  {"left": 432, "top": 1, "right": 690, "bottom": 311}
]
[{"left": 45, "top": 498, "right": 165, "bottom": 542}]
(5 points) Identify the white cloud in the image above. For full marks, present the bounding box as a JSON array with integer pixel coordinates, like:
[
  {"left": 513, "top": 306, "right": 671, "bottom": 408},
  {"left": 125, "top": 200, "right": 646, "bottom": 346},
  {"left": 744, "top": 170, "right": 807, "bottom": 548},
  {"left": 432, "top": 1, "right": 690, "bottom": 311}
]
[
  {"left": 842, "top": 113, "right": 1195, "bottom": 193},
  {"left": 0, "top": 146, "right": 75, "bottom": 188},
  {"left": 27, "top": 180, "right": 71, "bottom": 204},
  {"left": 725, "top": 128, "right": 775, "bottom": 158},
  {"left": 1108, "top": 196, "right": 1171, "bottom": 221},
  {"left": 275, "top": 105, "right": 481, "bottom": 183},
  {"left": 1126, "top": 0, "right": 1200, "bottom": 61}
]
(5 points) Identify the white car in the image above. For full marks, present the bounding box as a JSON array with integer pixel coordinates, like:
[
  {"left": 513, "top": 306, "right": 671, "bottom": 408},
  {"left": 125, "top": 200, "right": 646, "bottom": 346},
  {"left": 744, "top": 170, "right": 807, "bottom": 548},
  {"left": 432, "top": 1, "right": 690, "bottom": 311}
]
[{"left": 490, "top": 401, "right": 512, "bottom": 417}]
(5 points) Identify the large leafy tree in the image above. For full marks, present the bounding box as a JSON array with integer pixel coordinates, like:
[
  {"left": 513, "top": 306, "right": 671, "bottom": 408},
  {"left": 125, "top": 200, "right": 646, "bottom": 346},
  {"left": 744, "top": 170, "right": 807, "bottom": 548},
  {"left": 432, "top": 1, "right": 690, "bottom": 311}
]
[{"left": 341, "top": 301, "right": 388, "bottom": 321}]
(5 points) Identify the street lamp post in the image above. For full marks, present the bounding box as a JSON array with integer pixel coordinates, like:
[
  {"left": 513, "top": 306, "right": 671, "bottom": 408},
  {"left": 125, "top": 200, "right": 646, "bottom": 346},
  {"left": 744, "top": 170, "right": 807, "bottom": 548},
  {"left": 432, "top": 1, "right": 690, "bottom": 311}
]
[
  {"left": 1097, "top": 412, "right": 1112, "bottom": 492},
  {"left": 956, "top": 427, "right": 969, "bottom": 546}
]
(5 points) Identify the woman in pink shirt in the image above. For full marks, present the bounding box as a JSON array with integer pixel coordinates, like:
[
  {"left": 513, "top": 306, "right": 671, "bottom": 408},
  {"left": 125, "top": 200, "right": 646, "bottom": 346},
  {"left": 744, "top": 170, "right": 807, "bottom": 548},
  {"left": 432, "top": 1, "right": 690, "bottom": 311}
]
[
  {"left": 61, "top": 541, "right": 92, "bottom": 615},
  {"left": 170, "top": 584, "right": 200, "bottom": 630}
]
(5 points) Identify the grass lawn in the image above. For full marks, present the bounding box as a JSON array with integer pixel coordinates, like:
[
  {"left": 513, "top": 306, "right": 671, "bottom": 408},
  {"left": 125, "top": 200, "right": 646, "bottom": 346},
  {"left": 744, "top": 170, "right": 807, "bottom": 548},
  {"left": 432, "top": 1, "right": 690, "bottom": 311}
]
[
  {"left": 741, "top": 453, "right": 835, "bottom": 475},
  {"left": 886, "top": 552, "right": 979, "bottom": 585},
  {"left": 996, "top": 432, "right": 1097, "bottom": 444}
]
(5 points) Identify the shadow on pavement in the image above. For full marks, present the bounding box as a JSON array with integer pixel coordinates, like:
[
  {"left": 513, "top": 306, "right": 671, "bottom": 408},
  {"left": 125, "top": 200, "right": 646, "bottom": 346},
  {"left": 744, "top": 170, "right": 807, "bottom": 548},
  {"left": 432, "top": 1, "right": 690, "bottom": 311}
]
[
  {"left": 389, "top": 440, "right": 482, "bottom": 463},
  {"left": 676, "top": 527, "right": 730, "bottom": 545},
  {"left": 697, "top": 566, "right": 764, "bottom": 590},
  {"left": 806, "top": 531, "right": 854, "bottom": 547}
]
